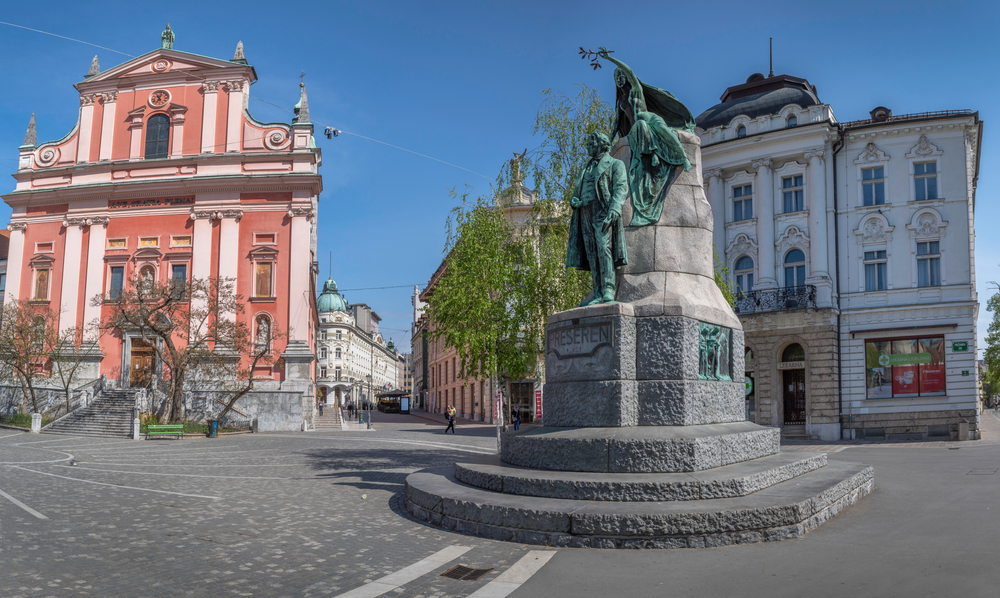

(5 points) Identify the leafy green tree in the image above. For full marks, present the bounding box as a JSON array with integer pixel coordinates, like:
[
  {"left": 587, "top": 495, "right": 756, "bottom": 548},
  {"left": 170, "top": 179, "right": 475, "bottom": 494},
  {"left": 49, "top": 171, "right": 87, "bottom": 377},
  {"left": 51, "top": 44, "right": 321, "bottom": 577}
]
[
  {"left": 713, "top": 245, "right": 736, "bottom": 309},
  {"left": 982, "top": 282, "right": 1000, "bottom": 404}
]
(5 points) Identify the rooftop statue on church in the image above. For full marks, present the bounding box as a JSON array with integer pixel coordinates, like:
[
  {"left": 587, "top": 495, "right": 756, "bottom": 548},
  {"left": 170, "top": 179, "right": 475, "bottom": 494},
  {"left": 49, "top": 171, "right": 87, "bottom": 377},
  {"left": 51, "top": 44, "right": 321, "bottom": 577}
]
[
  {"left": 161, "top": 24, "right": 175, "bottom": 49},
  {"left": 597, "top": 47, "right": 696, "bottom": 226}
]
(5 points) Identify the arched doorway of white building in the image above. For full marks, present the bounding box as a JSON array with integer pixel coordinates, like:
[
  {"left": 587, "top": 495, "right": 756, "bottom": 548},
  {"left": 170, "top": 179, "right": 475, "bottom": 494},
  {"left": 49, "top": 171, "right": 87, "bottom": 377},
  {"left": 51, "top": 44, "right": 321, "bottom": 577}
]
[{"left": 779, "top": 343, "right": 806, "bottom": 427}]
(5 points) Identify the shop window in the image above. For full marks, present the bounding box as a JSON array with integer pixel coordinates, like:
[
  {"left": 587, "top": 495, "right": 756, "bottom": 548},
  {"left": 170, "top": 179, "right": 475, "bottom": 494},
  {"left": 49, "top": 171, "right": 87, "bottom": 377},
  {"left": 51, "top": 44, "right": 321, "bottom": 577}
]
[
  {"left": 784, "top": 249, "right": 806, "bottom": 288},
  {"left": 864, "top": 250, "right": 887, "bottom": 291},
  {"left": 782, "top": 175, "right": 804, "bottom": 212},
  {"left": 915, "top": 162, "right": 938, "bottom": 201},
  {"left": 144, "top": 114, "right": 170, "bottom": 159},
  {"left": 865, "top": 337, "right": 945, "bottom": 399},
  {"left": 733, "top": 184, "right": 753, "bottom": 221},
  {"left": 863, "top": 167, "right": 885, "bottom": 206}
]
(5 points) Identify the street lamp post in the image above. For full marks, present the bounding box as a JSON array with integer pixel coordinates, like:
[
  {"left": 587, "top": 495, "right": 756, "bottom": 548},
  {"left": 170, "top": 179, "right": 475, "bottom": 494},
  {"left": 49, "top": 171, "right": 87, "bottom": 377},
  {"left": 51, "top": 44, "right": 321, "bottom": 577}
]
[{"left": 366, "top": 374, "right": 373, "bottom": 430}]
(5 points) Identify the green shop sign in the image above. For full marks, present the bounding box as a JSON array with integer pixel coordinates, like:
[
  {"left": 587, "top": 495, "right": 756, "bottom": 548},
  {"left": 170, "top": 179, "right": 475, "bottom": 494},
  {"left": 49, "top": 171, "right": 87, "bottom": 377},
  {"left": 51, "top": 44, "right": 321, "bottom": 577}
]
[
  {"left": 952, "top": 341, "right": 969, "bottom": 352},
  {"left": 876, "top": 353, "right": 931, "bottom": 366}
]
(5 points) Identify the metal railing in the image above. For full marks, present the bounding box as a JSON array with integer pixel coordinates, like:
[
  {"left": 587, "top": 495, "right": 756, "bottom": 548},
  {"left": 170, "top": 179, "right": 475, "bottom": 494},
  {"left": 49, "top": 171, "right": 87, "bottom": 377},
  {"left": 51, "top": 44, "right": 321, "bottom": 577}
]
[
  {"left": 840, "top": 109, "right": 974, "bottom": 129},
  {"left": 734, "top": 285, "right": 817, "bottom": 315}
]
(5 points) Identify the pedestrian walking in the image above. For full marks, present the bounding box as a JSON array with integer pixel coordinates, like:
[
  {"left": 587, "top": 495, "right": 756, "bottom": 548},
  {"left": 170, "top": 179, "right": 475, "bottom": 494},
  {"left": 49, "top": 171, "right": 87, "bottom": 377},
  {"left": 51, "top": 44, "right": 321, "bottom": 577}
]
[
  {"left": 347, "top": 401, "right": 354, "bottom": 419},
  {"left": 445, "top": 406, "right": 456, "bottom": 434},
  {"left": 513, "top": 410, "right": 521, "bottom": 431},
  {"left": 318, "top": 401, "right": 324, "bottom": 416}
]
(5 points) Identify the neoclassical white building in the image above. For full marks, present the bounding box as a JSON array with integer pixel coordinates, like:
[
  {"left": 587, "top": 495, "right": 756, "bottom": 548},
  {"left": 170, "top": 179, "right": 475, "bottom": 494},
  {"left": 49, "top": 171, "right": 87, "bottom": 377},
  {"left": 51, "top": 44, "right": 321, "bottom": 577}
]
[
  {"left": 696, "top": 73, "right": 982, "bottom": 440},
  {"left": 315, "top": 278, "right": 402, "bottom": 407}
]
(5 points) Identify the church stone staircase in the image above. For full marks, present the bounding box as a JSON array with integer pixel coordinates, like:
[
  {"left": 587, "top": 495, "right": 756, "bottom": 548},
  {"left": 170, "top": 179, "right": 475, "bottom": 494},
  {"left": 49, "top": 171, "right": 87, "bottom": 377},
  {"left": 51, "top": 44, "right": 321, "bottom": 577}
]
[
  {"left": 314, "top": 406, "right": 343, "bottom": 430},
  {"left": 44, "top": 389, "right": 137, "bottom": 438}
]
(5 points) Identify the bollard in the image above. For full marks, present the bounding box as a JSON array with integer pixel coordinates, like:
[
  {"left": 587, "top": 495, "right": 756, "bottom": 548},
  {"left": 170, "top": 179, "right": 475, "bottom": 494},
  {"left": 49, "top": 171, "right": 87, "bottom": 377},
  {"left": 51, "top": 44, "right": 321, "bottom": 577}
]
[
  {"left": 958, "top": 419, "right": 970, "bottom": 441},
  {"left": 30, "top": 413, "right": 42, "bottom": 433},
  {"left": 133, "top": 417, "right": 141, "bottom": 440},
  {"left": 251, "top": 418, "right": 259, "bottom": 433}
]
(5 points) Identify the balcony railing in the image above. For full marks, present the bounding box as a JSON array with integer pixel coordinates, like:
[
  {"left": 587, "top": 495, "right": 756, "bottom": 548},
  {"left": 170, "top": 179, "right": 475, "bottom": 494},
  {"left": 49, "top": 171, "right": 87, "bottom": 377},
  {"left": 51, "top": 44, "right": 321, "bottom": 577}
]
[{"left": 734, "top": 285, "right": 816, "bottom": 315}]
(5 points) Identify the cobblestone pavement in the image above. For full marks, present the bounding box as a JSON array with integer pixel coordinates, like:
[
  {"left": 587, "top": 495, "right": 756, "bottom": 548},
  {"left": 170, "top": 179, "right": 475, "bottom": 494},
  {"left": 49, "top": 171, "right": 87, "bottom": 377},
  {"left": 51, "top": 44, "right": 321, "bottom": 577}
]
[
  {"left": 2, "top": 411, "right": 998, "bottom": 598},
  {"left": 0, "top": 415, "right": 532, "bottom": 598}
]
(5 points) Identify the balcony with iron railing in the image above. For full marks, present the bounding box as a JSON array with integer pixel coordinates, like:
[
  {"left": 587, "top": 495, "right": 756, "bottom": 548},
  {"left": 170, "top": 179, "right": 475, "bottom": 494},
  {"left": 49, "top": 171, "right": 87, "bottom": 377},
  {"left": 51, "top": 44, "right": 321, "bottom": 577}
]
[{"left": 733, "top": 285, "right": 816, "bottom": 315}]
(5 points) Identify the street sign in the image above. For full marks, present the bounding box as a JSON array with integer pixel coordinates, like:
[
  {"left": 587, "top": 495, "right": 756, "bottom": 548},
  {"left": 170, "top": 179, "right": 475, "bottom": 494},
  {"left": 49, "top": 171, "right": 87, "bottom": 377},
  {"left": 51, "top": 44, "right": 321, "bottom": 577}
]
[
  {"left": 962, "top": 370, "right": 970, "bottom": 377},
  {"left": 952, "top": 341, "right": 969, "bottom": 352}
]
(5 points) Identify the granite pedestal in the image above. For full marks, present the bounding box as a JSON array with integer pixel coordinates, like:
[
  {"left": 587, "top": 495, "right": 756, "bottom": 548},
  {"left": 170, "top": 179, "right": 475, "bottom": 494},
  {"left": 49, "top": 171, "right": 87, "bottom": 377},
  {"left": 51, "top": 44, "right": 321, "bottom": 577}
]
[{"left": 405, "top": 131, "right": 872, "bottom": 548}]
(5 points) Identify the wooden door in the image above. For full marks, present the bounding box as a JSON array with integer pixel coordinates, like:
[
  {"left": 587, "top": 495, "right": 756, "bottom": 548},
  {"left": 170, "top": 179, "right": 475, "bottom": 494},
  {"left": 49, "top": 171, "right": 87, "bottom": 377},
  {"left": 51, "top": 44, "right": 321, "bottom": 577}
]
[
  {"left": 130, "top": 340, "right": 155, "bottom": 387},
  {"left": 783, "top": 369, "right": 806, "bottom": 425}
]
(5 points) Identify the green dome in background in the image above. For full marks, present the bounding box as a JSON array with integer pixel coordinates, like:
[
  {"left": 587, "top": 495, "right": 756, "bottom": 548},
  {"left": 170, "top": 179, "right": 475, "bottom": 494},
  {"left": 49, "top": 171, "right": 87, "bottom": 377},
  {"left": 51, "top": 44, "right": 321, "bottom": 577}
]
[{"left": 317, "top": 278, "right": 349, "bottom": 313}]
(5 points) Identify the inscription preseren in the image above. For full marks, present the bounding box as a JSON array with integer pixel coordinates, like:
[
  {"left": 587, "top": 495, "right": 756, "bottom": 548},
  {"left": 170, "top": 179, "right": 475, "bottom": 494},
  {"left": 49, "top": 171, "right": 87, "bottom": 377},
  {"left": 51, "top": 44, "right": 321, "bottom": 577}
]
[{"left": 548, "top": 322, "right": 612, "bottom": 359}]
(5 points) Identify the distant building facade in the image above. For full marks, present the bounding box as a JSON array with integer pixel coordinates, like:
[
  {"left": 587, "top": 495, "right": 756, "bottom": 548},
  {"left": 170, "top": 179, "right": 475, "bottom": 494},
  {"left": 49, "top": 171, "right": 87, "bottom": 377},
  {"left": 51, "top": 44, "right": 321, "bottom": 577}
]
[
  {"left": 696, "top": 72, "right": 982, "bottom": 440},
  {"left": 315, "top": 279, "right": 401, "bottom": 406}
]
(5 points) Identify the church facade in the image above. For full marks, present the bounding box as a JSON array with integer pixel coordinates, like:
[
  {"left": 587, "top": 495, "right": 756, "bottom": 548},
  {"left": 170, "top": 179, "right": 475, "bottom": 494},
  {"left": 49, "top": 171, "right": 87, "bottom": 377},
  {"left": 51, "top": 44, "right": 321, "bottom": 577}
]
[{"left": 3, "top": 37, "right": 321, "bottom": 429}]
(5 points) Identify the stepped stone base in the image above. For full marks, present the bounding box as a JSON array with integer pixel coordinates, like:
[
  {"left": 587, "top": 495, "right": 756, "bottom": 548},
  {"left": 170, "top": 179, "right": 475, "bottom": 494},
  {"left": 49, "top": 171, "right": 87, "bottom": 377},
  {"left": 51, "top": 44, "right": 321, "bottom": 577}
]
[
  {"left": 454, "top": 452, "right": 827, "bottom": 502},
  {"left": 500, "top": 422, "right": 780, "bottom": 473},
  {"left": 404, "top": 460, "right": 873, "bottom": 549}
]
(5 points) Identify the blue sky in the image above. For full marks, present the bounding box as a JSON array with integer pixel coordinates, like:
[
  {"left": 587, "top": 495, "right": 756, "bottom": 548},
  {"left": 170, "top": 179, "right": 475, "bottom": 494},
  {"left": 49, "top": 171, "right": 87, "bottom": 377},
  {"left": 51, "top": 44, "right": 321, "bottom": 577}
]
[{"left": 1, "top": 0, "right": 998, "bottom": 354}]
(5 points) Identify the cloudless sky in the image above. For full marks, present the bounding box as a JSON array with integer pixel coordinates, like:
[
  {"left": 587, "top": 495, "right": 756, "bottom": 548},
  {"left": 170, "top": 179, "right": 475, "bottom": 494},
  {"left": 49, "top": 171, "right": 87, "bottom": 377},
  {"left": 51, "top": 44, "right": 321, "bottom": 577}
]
[{"left": 1, "top": 0, "right": 998, "bottom": 354}]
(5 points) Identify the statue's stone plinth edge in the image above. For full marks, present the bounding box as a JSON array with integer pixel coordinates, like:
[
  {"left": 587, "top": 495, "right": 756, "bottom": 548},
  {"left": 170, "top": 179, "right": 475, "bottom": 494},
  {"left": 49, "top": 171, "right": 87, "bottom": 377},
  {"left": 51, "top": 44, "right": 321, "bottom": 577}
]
[{"left": 548, "top": 302, "right": 634, "bottom": 326}]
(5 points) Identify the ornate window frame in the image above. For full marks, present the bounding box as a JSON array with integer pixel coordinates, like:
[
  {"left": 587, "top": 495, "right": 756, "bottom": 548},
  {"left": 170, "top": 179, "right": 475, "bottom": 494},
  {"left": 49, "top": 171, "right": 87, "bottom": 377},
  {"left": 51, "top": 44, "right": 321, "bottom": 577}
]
[
  {"left": 854, "top": 213, "right": 895, "bottom": 292},
  {"left": 906, "top": 207, "right": 948, "bottom": 288},
  {"left": 853, "top": 142, "right": 891, "bottom": 210},
  {"left": 248, "top": 246, "right": 278, "bottom": 301},
  {"left": 906, "top": 135, "right": 944, "bottom": 204},
  {"left": 28, "top": 254, "right": 55, "bottom": 302},
  {"left": 725, "top": 170, "right": 756, "bottom": 225}
]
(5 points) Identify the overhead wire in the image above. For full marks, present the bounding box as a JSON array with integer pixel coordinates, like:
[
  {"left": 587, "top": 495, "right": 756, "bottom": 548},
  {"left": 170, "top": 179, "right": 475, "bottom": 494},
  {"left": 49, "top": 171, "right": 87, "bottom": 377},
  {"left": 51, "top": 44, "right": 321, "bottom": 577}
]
[{"left": 0, "top": 21, "right": 491, "bottom": 181}]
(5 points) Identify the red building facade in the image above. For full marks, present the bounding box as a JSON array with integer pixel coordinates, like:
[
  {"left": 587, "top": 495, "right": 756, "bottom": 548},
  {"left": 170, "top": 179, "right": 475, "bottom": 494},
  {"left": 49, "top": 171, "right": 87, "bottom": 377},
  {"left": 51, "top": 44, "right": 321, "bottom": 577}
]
[{"left": 3, "top": 43, "right": 320, "bottom": 406}]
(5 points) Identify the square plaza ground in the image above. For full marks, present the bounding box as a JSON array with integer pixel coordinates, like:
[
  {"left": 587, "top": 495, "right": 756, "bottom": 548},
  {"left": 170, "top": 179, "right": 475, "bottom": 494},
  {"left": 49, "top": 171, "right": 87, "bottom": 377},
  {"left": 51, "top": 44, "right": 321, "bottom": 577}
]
[{"left": 0, "top": 411, "right": 997, "bottom": 597}]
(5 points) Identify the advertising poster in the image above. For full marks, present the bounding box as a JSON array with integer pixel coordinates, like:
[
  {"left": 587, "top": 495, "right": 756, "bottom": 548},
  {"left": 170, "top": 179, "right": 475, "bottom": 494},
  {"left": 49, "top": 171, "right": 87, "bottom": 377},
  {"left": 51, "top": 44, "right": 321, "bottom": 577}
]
[
  {"left": 919, "top": 337, "right": 946, "bottom": 394},
  {"left": 891, "top": 339, "right": 921, "bottom": 396},
  {"left": 534, "top": 389, "right": 542, "bottom": 419},
  {"left": 866, "top": 341, "right": 892, "bottom": 399}
]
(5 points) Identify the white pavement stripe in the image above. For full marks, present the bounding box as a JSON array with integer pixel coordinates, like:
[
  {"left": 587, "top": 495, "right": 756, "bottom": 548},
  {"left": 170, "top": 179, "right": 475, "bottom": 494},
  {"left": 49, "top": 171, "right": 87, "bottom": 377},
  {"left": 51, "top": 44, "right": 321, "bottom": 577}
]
[
  {"left": 11, "top": 467, "right": 221, "bottom": 499},
  {"left": 295, "top": 436, "right": 494, "bottom": 455},
  {"left": 466, "top": 551, "right": 556, "bottom": 598},
  {"left": 0, "top": 486, "right": 48, "bottom": 519},
  {"left": 334, "top": 545, "right": 472, "bottom": 598},
  {"left": 51, "top": 465, "right": 298, "bottom": 480},
  {"left": 0, "top": 432, "right": 27, "bottom": 440}
]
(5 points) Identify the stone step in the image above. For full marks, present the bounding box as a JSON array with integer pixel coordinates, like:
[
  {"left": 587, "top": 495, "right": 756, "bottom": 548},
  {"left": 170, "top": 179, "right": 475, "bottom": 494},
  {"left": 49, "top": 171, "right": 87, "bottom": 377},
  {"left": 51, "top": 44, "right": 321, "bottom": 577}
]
[
  {"left": 454, "top": 452, "right": 827, "bottom": 502},
  {"left": 502, "top": 422, "right": 781, "bottom": 474},
  {"left": 405, "top": 460, "right": 874, "bottom": 549}
]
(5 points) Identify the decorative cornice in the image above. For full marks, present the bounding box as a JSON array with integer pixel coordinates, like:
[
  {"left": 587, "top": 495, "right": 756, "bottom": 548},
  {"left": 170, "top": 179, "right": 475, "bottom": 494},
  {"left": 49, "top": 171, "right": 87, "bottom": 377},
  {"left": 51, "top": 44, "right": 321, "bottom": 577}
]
[
  {"left": 99, "top": 91, "right": 118, "bottom": 103},
  {"left": 80, "top": 94, "right": 96, "bottom": 107},
  {"left": 201, "top": 81, "right": 221, "bottom": 93},
  {"left": 90, "top": 216, "right": 110, "bottom": 227},
  {"left": 751, "top": 158, "right": 772, "bottom": 171},
  {"left": 287, "top": 206, "right": 315, "bottom": 220},
  {"left": 62, "top": 217, "right": 89, "bottom": 228},
  {"left": 855, "top": 142, "right": 889, "bottom": 165},
  {"left": 7, "top": 222, "right": 26, "bottom": 232},
  {"left": 221, "top": 209, "right": 243, "bottom": 220},
  {"left": 191, "top": 210, "right": 218, "bottom": 221},
  {"left": 726, "top": 232, "right": 758, "bottom": 262},
  {"left": 704, "top": 168, "right": 724, "bottom": 184},
  {"left": 906, "top": 134, "right": 942, "bottom": 159},
  {"left": 225, "top": 80, "right": 244, "bottom": 92}
]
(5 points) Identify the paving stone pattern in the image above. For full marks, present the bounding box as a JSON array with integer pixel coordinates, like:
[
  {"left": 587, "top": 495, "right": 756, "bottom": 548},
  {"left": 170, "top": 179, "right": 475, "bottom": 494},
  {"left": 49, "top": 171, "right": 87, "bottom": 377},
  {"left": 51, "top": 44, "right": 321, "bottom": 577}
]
[{"left": 0, "top": 416, "right": 534, "bottom": 598}]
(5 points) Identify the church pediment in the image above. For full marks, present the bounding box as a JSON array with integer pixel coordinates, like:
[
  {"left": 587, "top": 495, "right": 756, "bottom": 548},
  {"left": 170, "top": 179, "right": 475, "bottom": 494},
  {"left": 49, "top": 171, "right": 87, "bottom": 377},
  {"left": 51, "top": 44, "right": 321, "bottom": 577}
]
[{"left": 79, "top": 49, "right": 254, "bottom": 86}]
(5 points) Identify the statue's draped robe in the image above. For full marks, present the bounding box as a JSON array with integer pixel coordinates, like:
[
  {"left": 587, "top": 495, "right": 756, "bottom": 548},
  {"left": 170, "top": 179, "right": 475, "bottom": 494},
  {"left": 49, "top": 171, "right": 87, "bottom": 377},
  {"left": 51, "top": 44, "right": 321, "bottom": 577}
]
[
  {"left": 566, "top": 154, "right": 629, "bottom": 274},
  {"left": 614, "top": 79, "right": 697, "bottom": 226}
]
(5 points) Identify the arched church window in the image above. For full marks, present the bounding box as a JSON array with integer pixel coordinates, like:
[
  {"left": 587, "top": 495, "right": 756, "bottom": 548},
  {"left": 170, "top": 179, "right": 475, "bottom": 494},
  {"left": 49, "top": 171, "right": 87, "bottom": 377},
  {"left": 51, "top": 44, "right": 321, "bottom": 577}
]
[{"left": 145, "top": 114, "right": 170, "bottom": 159}]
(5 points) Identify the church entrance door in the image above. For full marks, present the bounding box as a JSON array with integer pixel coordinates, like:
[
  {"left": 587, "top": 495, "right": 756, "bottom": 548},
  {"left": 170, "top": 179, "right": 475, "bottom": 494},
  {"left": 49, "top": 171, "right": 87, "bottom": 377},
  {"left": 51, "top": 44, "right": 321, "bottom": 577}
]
[{"left": 130, "top": 339, "right": 155, "bottom": 387}]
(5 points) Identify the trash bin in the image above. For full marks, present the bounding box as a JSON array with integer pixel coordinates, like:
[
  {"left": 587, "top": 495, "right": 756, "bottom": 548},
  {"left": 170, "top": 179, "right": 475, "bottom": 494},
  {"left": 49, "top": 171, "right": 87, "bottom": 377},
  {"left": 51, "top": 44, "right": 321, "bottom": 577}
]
[{"left": 208, "top": 419, "right": 219, "bottom": 438}]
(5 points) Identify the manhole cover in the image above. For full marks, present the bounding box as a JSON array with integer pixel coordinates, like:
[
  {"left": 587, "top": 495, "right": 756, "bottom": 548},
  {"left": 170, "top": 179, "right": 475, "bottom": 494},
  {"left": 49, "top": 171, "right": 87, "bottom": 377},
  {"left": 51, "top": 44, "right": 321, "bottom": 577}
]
[
  {"left": 441, "top": 565, "right": 493, "bottom": 581},
  {"left": 196, "top": 531, "right": 257, "bottom": 545},
  {"left": 966, "top": 469, "right": 998, "bottom": 475}
]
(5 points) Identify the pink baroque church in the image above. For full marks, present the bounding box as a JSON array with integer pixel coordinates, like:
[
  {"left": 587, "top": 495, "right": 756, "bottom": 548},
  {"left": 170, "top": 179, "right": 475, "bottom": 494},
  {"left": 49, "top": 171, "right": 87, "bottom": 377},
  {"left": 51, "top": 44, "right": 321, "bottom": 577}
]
[{"left": 2, "top": 32, "right": 322, "bottom": 431}]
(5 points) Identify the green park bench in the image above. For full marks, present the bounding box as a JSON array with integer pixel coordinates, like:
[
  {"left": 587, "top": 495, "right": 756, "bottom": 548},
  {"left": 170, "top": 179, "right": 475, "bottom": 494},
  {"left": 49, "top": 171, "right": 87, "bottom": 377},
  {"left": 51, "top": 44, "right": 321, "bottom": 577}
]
[{"left": 146, "top": 424, "right": 185, "bottom": 439}]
